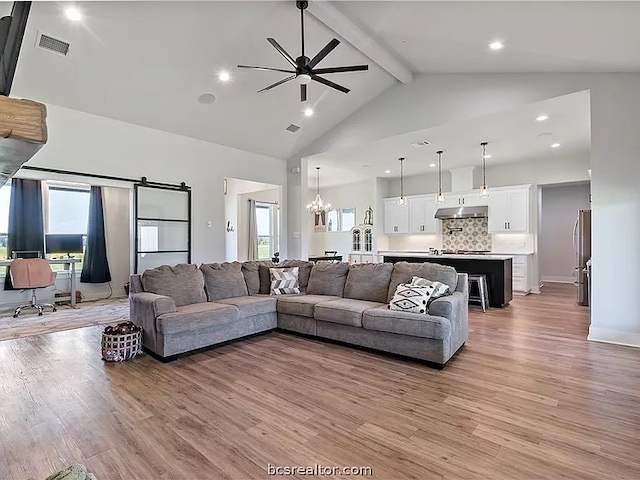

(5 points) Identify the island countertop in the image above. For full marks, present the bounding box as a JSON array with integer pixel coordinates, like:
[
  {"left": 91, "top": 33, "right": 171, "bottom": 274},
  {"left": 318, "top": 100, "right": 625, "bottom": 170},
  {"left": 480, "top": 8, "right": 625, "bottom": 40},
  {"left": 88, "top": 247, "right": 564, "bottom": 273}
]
[{"left": 378, "top": 250, "right": 513, "bottom": 261}]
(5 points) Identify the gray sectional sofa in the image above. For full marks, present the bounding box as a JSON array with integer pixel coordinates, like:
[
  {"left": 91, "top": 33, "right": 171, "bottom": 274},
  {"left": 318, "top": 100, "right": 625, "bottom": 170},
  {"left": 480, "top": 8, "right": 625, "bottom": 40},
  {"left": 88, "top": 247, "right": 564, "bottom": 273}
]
[{"left": 129, "top": 260, "right": 469, "bottom": 367}]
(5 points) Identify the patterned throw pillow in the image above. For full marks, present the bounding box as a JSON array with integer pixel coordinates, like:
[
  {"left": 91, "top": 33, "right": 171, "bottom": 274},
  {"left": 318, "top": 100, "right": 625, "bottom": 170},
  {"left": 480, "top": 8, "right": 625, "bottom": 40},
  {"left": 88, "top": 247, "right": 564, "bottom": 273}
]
[
  {"left": 269, "top": 267, "right": 300, "bottom": 295},
  {"left": 388, "top": 283, "right": 435, "bottom": 314},
  {"left": 411, "top": 276, "right": 451, "bottom": 303}
]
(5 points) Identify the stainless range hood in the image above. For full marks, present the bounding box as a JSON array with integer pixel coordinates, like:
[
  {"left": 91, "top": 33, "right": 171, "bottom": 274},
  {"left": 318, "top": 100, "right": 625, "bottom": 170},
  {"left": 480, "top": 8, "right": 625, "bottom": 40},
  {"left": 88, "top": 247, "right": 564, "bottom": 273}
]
[{"left": 434, "top": 205, "right": 488, "bottom": 220}]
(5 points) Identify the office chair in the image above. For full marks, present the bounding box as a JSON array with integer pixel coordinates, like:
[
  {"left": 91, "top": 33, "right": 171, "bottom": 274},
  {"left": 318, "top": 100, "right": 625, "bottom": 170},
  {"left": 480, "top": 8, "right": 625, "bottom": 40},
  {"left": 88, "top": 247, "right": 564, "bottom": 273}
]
[{"left": 10, "top": 258, "right": 58, "bottom": 318}]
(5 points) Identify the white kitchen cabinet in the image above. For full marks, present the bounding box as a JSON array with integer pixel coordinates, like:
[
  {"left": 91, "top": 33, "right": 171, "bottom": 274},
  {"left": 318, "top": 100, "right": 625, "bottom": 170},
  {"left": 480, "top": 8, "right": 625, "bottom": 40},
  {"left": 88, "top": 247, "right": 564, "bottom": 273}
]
[
  {"left": 488, "top": 187, "right": 530, "bottom": 233},
  {"left": 409, "top": 195, "right": 439, "bottom": 234},
  {"left": 438, "top": 191, "right": 483, "bottom": 208},
  {"left": 383, "top": 198, "right": 409, "bottom": 234},
  {"left": 511, "top": 254, "right": 532, "bottom": 294}
]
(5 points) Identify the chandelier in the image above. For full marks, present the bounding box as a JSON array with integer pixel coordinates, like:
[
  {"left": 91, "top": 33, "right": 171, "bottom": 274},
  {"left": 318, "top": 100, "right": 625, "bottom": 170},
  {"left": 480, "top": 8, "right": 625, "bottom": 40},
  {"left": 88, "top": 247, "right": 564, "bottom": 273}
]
[{"left": 307, "top": 166, "right": 331, "bottom": 214}]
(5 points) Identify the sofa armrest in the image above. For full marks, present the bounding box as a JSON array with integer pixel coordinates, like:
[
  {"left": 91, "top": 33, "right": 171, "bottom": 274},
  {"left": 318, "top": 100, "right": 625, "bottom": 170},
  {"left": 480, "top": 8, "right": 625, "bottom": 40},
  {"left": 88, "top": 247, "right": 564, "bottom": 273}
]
[
  {"left": 429, "top": 291, "right": 469, "bottom": 356},
  {"left": 129, "top": 292, "right": 176, "bottom": 354}
]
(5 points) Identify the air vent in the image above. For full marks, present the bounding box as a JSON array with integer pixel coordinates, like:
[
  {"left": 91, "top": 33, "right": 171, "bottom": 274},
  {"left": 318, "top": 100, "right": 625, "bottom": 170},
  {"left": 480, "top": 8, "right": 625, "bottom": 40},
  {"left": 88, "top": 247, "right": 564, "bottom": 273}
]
[
  {"left": 36, "top": 32, "right": 70, "bottom": 56},
  {"left": 285, "top": 124, "right": 301, "bottom": 133},
  {"left": 411, "top": 140, "right": 431, "bottom": 147}
]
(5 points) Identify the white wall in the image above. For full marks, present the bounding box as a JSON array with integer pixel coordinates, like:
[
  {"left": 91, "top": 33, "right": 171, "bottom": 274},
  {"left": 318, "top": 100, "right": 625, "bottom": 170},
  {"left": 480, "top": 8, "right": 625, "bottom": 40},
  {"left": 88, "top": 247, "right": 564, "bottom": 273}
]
[
  {"left": 539, "top": 183, "right": 591, "bottom": 283},
  {"left": 288, "top": 73, "right": 640, "bottom": 347},
  {"left": 308, "top": 180, "right": 374, "bottom": 259},
  {"left": 28, "top": 104, "right": 287, "bottom": 267},
  {"left": 385, "top": 152, "right": 590, "bottom": 196}
]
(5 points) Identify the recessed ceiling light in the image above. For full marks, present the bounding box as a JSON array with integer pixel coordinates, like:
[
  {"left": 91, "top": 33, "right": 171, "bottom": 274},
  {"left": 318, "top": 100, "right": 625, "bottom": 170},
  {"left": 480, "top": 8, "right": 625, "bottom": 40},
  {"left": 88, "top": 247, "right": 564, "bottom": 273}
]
[
  {"left": 484, "top": 154, "right": 492, "bottom": 159},
  {"left": 551, "top": 143, "right": 561, "bottom": 148},
  {"left": 384, "top": 170, "right": 391, "bottom": 174},
  {"left": 197, "top": 93, "right": 217, "bottom": 105},
  {"left": 218, "top": 71, "right": 230, "bottom": 82},
  {"left": 536, "top": 114, "right": 548, "bottom": 122},
  {"left": 489, "top": 41, "right": 505, "bottom": 51},
  {"left": 65, "top": 6, "right": 82, "bottom": 21},
  {"left": 429, "top": 163, "right": 436, "bottom": 167},
  {"left": 304, "top": 108, "right": 314, "bottom": 117}
]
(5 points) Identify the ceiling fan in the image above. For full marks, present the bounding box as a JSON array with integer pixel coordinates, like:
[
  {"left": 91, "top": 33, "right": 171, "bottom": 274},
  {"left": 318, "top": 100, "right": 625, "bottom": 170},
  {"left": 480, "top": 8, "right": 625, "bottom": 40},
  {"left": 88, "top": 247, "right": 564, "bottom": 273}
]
[{"left": 238, "top": 0, "right": 368, "bottom": 102}]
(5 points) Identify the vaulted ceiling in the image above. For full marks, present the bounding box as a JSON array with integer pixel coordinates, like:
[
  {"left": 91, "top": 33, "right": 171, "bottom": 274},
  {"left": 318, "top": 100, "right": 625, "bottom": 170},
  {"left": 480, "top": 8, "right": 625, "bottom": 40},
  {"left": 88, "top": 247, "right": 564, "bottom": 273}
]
[{"left": 8, "top": 1, "right": 640, "bottom": 162}]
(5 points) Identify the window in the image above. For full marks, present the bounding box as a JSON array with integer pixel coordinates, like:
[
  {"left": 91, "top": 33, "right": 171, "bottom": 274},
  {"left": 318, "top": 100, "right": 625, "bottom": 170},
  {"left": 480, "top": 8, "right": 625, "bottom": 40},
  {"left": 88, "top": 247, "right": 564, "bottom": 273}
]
[
  {"left": 0, "top": 184, "right": 10, "bottom": 260},
  {"left": 46, "top": 185, "right": 90, "bottom": 271},
  {"left": 256, "top": 202, "right": 279, "bottom": 260},
  {"left": 47, "top": 187, "right": 90, "bottom": 234}
]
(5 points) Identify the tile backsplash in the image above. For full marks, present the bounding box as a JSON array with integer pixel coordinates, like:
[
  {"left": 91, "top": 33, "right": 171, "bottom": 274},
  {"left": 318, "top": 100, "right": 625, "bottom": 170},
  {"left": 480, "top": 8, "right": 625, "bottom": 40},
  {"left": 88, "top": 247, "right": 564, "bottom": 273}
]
[{"left": 442, "top": 217, "right": 492, "bottom": 251}]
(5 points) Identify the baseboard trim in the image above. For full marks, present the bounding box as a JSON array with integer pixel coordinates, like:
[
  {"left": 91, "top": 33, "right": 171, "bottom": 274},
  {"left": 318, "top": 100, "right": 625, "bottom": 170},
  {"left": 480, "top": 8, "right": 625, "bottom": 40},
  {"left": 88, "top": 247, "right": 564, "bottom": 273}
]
[
  {"left": 588, "top": 327, "right": 640, "bottom": 348},
  {"left": 542, "top": 276, "right": 575, "bottom": 284}
]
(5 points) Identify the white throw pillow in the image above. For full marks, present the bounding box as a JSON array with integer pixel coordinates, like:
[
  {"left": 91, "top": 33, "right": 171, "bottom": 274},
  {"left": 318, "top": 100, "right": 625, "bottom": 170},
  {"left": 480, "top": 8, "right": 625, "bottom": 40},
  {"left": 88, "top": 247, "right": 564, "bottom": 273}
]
[
  {"left": 411, "top": 276, "right": 451, "bottom": 302},
  {"left": 388, "top": 283, "right": 436, "bottom": 314},
  {"left": 269, "top": 267, "right": 300, "bottom": 295}
]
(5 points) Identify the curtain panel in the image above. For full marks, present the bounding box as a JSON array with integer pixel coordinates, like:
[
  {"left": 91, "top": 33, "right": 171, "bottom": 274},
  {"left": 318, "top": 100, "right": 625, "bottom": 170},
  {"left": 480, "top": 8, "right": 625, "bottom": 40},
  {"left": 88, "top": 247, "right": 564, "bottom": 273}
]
[
  {"left": 4, "top": 178, "right": 45, "bottom": 290},
  {"left": 81, "top": 186, "right": 112, "bottom": 283}
]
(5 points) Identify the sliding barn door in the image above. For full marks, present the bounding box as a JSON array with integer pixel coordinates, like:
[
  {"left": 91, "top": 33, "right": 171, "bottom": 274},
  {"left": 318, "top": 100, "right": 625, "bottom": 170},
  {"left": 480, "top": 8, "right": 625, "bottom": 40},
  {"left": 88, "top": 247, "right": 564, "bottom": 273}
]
[{"left": 134, "top": 184, "right": 191, "bottom": 273}]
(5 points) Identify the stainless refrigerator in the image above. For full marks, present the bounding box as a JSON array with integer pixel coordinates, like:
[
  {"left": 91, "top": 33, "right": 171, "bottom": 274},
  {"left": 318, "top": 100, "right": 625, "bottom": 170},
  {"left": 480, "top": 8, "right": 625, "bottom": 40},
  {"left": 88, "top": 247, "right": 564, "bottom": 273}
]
[{"left": 573, "top": 209, "right": 591, "bottom": 306}]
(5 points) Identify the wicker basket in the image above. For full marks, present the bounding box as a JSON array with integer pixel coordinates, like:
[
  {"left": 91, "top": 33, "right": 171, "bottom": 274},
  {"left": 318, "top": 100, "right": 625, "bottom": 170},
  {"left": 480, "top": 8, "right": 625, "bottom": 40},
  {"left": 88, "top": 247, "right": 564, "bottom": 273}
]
[{"left": 101, "top": 326, "right": 142, "bottom": 362}]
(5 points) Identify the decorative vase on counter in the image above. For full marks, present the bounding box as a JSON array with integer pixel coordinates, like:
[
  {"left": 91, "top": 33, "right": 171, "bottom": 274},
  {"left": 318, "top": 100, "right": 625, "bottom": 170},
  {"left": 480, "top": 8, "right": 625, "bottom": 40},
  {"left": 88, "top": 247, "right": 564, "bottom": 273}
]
[{"left": 364, "top": 206, "right": 373, "bottom": 225}]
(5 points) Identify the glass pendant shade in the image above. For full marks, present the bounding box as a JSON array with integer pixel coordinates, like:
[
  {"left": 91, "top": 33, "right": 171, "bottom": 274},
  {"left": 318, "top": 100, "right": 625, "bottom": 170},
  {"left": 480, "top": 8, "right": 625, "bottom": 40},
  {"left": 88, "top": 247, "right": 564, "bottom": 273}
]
[{"left": 307, "top": 167, "right": 331, "bottom": 214}]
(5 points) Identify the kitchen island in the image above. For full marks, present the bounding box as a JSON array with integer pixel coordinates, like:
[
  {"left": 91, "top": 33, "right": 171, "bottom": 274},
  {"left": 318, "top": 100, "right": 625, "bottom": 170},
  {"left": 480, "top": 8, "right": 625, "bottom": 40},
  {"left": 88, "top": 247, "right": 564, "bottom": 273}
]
[{"left": 380, "top": 251, "right": 513, "bottom": 308}]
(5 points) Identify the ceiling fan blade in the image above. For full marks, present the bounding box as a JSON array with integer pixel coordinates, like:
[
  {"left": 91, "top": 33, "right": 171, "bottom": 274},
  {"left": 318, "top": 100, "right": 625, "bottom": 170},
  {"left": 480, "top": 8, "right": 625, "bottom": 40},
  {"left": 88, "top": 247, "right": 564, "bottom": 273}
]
[
  {"left": 307, "top": 38, "right": 340, "bottom": 69},
  {"left": 312, "top": 74, "right": 350, "bottom": 94},
  {"left": 300, "top": 84, "right": 307, "bottom": 102},
  {"left": 238, "top": 65, "right": 296, "bottom": 74},
  {"left": 267, "top": 38, "right": 298, "bottom": 69},
  {"left": 257, "top": 74, "right": 296, "bottom": 93},
  {"left": 311, "top": 65, "right": 369, "bottom": 75}
]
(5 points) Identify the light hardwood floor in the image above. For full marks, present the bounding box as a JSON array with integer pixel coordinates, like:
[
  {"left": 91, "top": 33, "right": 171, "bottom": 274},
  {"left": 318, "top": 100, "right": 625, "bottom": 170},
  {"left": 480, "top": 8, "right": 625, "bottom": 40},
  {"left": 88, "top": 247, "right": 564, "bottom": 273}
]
[{"left": 1, "top": 284, "right": 639, "bottom": 480}]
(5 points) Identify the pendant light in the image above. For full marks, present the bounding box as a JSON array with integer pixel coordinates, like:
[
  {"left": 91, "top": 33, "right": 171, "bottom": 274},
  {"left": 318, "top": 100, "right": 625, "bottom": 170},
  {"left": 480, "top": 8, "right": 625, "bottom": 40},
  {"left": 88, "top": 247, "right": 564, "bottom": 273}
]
[
  {"left": 480, "top": 142, "right": 489, "bottom": 197},
  {"left": 307, "top": 166, "right": 331, "bottom": 214},
  {"left": 397, "top": 157, "right": 406, "bottom": 206},
  {"left": 436, "top": 150, "right": 445, "bottom": 203}
]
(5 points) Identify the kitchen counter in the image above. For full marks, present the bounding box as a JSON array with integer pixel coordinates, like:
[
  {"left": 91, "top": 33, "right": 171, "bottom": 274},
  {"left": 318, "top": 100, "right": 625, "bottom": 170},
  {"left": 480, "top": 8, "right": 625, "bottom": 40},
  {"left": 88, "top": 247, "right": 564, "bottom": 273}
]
[
  {"left": 378, "top": 250, "right": 512, "bottom": 260},
  {"left": 381, "top": 251, "right": 513, "bottom": 308}
]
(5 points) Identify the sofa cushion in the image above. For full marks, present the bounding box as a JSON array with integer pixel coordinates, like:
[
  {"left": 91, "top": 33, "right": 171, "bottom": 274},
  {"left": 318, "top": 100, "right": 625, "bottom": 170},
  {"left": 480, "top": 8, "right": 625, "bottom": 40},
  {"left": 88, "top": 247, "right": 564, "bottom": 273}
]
[
  {"left": 201, "top": 262, "right": 249, "bottom": 301},
  {"left": 270, "top": 267, "right": 300, "bottom": 295},
  {"left": 344, "top": 263, "right": 393, "bottom": 303},
  {"left": 306, "top": 262, "right": 350, "bottom": 297},
  {"left": 276, "top": 294, "right": 341, "bottom": 318},
  {"left": 141, "top": 264, "right": 207, "bottom": 307},
  {"left": 388, "top": 262, "right": 458, "bottom": 302},
  {"left": 242, "top": 261, "right": 276, "bottom": 295},
  {"left": 216, "top": 295, "right": 277, "bottom": 318},
  {"left": 156, "top": 302, "right": 239, "bottom": 335},
  {"left": 362, "top": 306, "right": 451, "bottom": 340},
  {"left": 314, "top": 298, "right": 385, "bottom": 327},
  {"left": 279, "top": 260, "right": 314, "bottom": 292}
]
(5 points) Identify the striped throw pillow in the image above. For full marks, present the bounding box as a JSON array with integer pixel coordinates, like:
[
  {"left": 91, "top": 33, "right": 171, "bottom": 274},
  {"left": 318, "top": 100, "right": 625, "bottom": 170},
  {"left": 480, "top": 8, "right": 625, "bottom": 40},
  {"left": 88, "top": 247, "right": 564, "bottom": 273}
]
[{"left": 269, "top": 267, "right": 300, "bottom": 295}]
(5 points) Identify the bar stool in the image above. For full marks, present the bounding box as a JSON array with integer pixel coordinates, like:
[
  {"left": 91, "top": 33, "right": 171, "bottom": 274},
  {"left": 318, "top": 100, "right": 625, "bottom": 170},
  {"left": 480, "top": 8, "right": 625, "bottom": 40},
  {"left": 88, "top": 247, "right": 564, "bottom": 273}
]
[{"left": 468, "top": 274, "right": 490, "bottom": 312}]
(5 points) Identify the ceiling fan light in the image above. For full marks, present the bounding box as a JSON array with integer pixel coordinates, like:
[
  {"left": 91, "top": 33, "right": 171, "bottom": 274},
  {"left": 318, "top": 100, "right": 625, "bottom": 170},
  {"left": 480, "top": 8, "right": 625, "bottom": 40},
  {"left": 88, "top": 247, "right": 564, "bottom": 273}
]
[{"left": 298, "top": 74, "right": 312, "bottom": 85}]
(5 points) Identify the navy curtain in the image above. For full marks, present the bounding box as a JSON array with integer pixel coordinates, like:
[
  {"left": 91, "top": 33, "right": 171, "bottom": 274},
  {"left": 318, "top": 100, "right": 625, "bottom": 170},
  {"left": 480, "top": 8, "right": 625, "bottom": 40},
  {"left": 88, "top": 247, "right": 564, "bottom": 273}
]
[
  {"left": 81, "top": 186, "right": 111, "bottom": 283},
  {"left": 4, "top": 178, "right": 45, "bottom": 289}
]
